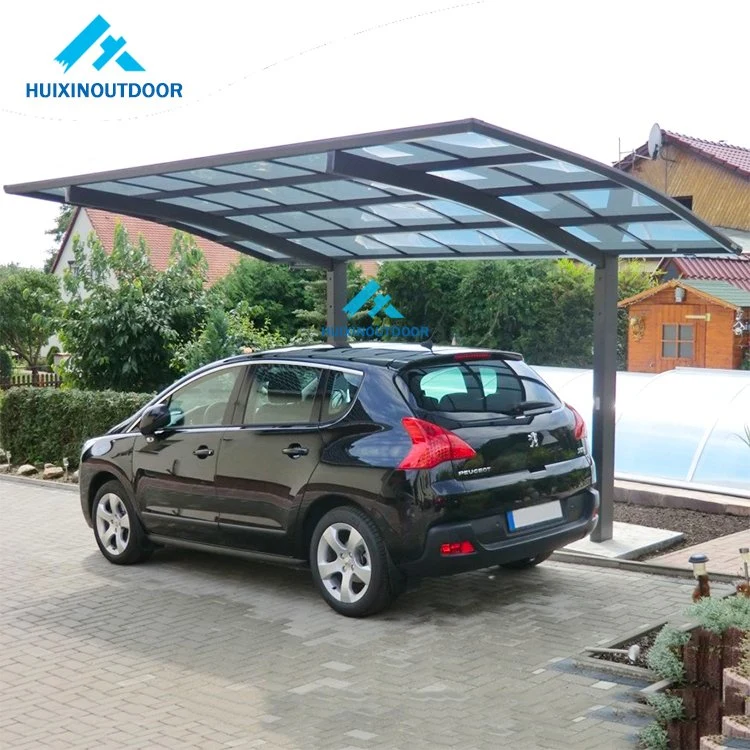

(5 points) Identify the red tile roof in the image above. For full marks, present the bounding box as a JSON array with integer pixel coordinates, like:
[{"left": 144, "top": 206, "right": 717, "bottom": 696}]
[
  {"left": 659, "top": 256, "right": 750, "bottom": 293},
  {"left": 664, "top": 256, "right": 750, "bottom": 281},
  {"left": 53, "top": 208, "right": 243, "bottom": 284},
  {"left": 615, "top": 130, "right": 750, "bottom": 179}
]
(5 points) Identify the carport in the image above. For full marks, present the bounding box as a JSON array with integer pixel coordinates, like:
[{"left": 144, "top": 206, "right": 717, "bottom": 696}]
[{"left": 5, "top": 119, "right": 740, "bottom": 542}]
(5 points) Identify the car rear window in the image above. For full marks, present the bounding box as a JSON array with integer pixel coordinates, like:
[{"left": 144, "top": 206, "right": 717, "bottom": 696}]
[{"left": 400, "top": 359, "right": 560, "bottom": 414}]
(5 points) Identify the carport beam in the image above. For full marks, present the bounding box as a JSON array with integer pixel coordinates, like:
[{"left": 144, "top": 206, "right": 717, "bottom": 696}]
[
  {"left": 590, "top": 254, "right": 618, "bottom": 543},
  {"left": 326, "top": 261, "right": 348, "bottom": 345}
]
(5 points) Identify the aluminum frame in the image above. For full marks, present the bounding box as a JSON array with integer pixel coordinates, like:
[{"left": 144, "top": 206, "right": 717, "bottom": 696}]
[{"left": 5, "top": 118, "right": 742, "bottom": 544}]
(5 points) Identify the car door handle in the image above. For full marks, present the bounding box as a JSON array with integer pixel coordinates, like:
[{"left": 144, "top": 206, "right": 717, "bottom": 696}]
[
  {"left": 282, "top": 444, "right": 309, "bottom": 459},
  {"left": 193, "top": 446, "right": 214, "bottom": 459}
]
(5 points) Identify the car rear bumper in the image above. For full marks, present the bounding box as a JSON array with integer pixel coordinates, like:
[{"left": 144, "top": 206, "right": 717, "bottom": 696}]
[{"left": 400, "top": 487, "right": 599, "bottom": 577}]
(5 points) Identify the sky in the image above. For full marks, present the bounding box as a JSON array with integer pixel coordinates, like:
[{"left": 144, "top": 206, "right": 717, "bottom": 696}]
[{"left": 1, "top": 0, "right": 748, "bottom": 268}]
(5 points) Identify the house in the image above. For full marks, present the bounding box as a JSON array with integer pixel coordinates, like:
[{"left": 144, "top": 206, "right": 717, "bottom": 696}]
[
  {"left": 619, "top": 279, "right": 750, "bottom": 373},
  {"left": 615, "top": 130, "right": 750, "bottom": 255},
  {"left": 50, "top": 207, "right": 245, "bottom": 287},
  {"left": 657, "top": 255, "right": 750, "bottom": 291},
  {"left": 50, "top": 207, "right": 382, "bottom": 287}
]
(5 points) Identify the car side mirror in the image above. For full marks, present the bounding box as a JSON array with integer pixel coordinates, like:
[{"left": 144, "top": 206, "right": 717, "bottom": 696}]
[{"left": 139, "top": 404, "right": 171, "bottom": 436}]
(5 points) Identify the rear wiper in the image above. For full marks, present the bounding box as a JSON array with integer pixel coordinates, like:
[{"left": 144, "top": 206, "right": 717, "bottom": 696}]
[{"left": 500, "top": 400, "right": 555, "bottom": 415}]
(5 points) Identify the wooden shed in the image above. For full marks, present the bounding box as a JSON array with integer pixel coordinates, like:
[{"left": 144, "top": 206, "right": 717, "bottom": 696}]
[{"left": 619, "top": 279, "right": 750, "bottom": 373}]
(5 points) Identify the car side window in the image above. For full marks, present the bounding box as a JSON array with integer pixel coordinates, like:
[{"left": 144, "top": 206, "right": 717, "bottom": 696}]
[
  {"left": 165, "top": 368, "right": 241, "bottom": 428},
  {"left": 243, "top": 364, "right": 323, "bottom": 425},
  {"left": 322, "top": 370, "right": 363, "bottom": 421}
]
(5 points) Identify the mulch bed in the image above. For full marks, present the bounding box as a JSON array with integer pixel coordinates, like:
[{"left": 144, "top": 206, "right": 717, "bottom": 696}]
[
  {"left": 615, "top": 501, "right": 749, "bottom": 559},
  {"left": 593, "top": 627, "right": 658, "bottom": 668}
]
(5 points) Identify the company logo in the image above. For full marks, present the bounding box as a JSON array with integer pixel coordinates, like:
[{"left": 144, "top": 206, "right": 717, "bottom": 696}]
[
  {"left": 343, "top": 280, "right": 404, "bottom": 320},
  {"left": 25, "top": 13, "right": 183, "bottom": 100},
  {"left": 55, "top": 15, "right": 144, "bottom": 73},
  {"left": 321, "top": 280, "right": 429, "bottom": 341}
]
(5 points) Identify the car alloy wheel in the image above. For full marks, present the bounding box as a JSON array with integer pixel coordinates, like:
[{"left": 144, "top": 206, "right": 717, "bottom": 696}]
[
  {"left": 95, "top": 492, "right": 131, "bottom": 557},
  {"left": 316, "top": 522, "right": 372, "bottom": 604}
]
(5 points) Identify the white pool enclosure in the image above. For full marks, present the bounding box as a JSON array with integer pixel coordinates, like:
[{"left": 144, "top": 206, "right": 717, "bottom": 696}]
[{"left": 536, "top": 366, "right": 750, "bottom": 497}]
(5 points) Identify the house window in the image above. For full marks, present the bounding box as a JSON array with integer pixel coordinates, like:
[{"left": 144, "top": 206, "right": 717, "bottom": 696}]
[
  {"left": 662, "top": 324, "right": 693, "bottom": 358},
  {"left": 673, "top": 195, "right": 693, "bottom": 210},
  {"left": 67, "top": 260, "right": 79, "bottom": 277}
]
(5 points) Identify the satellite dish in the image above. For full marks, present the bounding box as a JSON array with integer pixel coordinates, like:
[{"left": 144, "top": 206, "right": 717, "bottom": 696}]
[{"left": 647, "top": 123, "right": 663, "bottom": 159}]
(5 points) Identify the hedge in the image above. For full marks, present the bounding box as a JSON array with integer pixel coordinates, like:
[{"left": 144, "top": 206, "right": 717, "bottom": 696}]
[{"left": 0, "top": 387, "right": 154, "bottom": 468}]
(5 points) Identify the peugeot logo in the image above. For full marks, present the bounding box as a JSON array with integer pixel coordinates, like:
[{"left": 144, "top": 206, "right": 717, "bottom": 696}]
[{"left": 528, "top": 432, "right": 540, "bottom": 448}]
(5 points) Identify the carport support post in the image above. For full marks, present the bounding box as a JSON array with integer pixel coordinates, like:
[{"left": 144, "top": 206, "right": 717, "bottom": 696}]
[
  {"left": 590, "top": 254, "right": 618, "bottom": 543},
  {"left": 326, "top": 261, "right": 348, "bottom": 345}
]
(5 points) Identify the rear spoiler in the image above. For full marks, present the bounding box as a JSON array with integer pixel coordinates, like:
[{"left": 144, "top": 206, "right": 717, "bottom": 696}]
[{"left": 388, "top": 349, "right": 524, "bottom": 371}]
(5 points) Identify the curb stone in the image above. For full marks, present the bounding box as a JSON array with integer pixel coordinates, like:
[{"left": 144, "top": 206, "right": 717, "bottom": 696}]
[{"left": 0, "top": 473, "right": 78, "bottom": 493}]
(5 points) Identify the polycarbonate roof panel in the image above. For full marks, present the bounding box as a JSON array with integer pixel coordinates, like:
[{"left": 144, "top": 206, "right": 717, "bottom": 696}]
[{"left": 4, "top": 119, "right": 741, "bottom": 266}]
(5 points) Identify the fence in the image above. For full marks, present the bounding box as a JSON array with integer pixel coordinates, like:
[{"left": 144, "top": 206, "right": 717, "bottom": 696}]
[{"left": 0, "top": 372, "right": 62, "bottom": 390}]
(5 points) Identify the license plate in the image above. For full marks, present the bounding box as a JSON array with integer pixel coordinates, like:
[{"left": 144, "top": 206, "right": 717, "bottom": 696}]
[{"left": 507, "top": 500, "right": 563, "bottom": 531}]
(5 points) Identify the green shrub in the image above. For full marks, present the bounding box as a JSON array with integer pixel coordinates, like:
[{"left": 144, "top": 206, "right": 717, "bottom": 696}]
[
  {"left": 0, "top": 349, "right": 11, "bottom": 378},
  {"left": 647, "top": 625, "right": 690, "bottom": 683},
  {"left": 646, "top": 693, "right": 684, "bottom": 723},
  {"left": 0, "top": 387, "right": 153, "bottom": 468},
  {"left": 639, "top": 721, "right": 668, "bottom": 750},
  {"left": 687, "top": 595, "right": 750, "bottom": 634}
]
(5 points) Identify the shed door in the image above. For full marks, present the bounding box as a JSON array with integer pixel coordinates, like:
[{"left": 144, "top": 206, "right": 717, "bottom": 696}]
[{"left": 656, "top": 305, "right": 706, "bottom": 372}]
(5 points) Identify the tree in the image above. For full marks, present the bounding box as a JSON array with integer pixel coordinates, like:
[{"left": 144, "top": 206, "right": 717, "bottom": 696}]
[
  {"left": 374, "top": 258, "right": 656, "bottom": 368},
  {"left": 0, "top": 263, "right": 20, "bottom": 280},
  {"left": 377, "top": 261, "right": 469, "bottom": 342},
  {"left": 172, "top": 301, "right": 288, "bottom": 374},
  {"left": 46, "top": 204, "right": 75, "bottom": 245},
  {"left": 452, "top": 259, "right": 655, "bottom": 368},
  {"left": 0, "top": 268, "right": 61, "bottom": 371},
  {"left": 292, "top": 263, "right": 367, "bottom": 334},
  {"left": 211, "top": 259, "right": 321, "bottom": 338},
  {"left": 44, "top": 205, "right": 76, "bottom": 273},
  {"left": 59, "top": 223, "right": 209, "bottom": 392},
  {"left": 0, "top": 349, "right": 12, "bottom": 378}
]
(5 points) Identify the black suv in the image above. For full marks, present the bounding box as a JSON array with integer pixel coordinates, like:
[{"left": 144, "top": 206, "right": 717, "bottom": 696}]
[{"left": 79, "top": 344, "right": 599, "bottom": 617}]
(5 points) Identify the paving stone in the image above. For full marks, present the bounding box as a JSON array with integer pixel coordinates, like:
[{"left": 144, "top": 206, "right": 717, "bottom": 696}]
[{"left": 0, "top": 480, "right": 732, "bottom": 749}]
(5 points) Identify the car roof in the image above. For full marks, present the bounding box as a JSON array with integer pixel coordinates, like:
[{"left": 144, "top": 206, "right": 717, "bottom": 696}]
[{"left": 221, "top": 343, "right": 523, "bottom": 370}]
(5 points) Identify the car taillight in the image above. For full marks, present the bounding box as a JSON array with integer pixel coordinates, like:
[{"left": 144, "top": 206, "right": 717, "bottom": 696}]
[
  {"left": 398, "top": 417, "right": 476, "bottom": 470},
  {"left": 440, "top": 541, "right": 475, "bottom": 556},
  {"left": 566, "top": 403, "right": 587, "bottom": 441}
]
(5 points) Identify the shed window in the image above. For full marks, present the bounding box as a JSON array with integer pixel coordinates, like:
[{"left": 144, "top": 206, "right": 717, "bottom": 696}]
[{"left": 662, "top": 324, "right": 693, "bottom": 358}]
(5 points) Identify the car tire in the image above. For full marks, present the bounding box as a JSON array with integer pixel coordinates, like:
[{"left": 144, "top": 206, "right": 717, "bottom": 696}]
[
  {"left": 92, "top": 480, "right": 152, "bottom": 565},
  {"left": 310, "top": 506, "right": 397, "bottom": 617},
  {"left": 498, "top": 551, "right": 552, "bottom": 570}
]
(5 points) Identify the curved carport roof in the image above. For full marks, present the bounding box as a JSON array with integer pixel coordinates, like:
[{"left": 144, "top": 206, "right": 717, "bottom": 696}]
[{"left": 5, "top": 118, "right": 740, "bottom": 544}]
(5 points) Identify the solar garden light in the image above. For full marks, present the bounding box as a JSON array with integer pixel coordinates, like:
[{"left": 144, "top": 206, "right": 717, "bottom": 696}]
[
  {"left": 740, "top": 548, "right": 750, "bottom": 590},
  {"left": 689, "top": 553, "right": 711, "bottom": 601},
  {"left": 63, "top": 457, "right": 69, "bottom": 478}
]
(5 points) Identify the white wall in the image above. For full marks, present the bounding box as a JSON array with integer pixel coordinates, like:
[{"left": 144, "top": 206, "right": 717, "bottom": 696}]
[{"left": 44, "top": 209, "right": 97, "bottom": 356}]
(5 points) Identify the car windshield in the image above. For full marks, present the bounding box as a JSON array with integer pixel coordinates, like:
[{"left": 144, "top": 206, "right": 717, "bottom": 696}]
[{"left": 401, "top": 359, "right": 560, "bottom": 414}]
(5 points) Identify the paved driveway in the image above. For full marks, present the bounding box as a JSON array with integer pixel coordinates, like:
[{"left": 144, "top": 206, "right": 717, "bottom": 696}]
[{"left": 0, "top": 479, "right": 705, "bottom": 749}]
